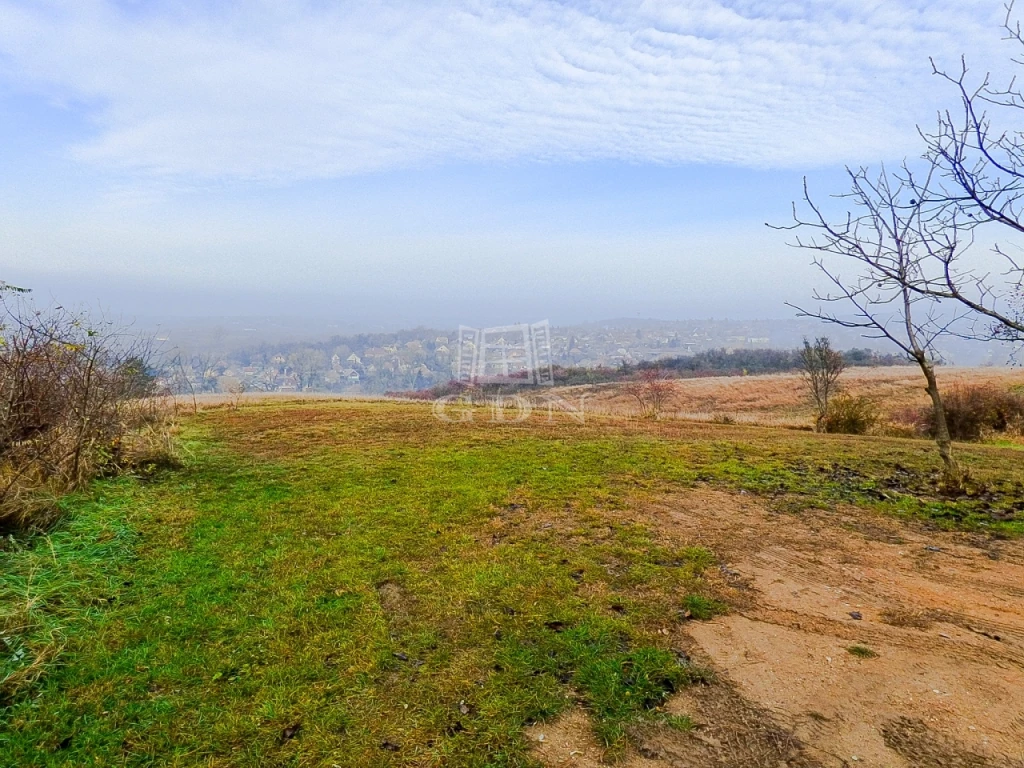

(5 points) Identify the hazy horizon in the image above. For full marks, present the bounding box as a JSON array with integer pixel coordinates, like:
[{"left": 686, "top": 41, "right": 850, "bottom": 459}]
[{"left": 2, "top": 1, "right": 1017, "bottom": 326}]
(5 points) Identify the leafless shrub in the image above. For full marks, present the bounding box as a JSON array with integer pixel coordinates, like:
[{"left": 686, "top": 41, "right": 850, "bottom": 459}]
[
  {"left": 622, "top": 368, "right": 677, "bottom": 419},
  {"left": 0, "top": 294, "right": 171, "bottom": 531},
  {"left": 223, "top": 379, "right": 247, "bottom": 410}
]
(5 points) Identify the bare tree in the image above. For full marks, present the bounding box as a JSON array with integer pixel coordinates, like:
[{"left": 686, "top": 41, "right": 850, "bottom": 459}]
[
  {"left": 226, "top": 379, "right": 247, "bottom": 409},
  {"left": 168, "top": 352, "right": 199, "bottom": 415},
  {"left": 799, "top": 337, "right": 846, "bottom": 431},
  {"left": 897, "top": 5, "right": 1024, "bottom": 346},
  {"left": 288, "top": 349, "right": 327, "bottom": 391},
  {"left": 774, "top": 167, "right": 970, "bottom": 483},
  {"left": 194, "top": 354, "right": 218, "bottom": 393},
  {"left": 622, "top": 367, "right": 677, "bottom": 419}
]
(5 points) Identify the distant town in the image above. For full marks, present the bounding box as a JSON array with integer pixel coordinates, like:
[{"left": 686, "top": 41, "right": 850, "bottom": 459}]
[{"left": 151, "top": 317, "right": 1011, "bottom": 395}]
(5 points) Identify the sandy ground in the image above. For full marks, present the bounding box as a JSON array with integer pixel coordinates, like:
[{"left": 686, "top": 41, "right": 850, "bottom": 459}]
[{"left": 528, "top": 489, "right": 1024, "bottom": 767}]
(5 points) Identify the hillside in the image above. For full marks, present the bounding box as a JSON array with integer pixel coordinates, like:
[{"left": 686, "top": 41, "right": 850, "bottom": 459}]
[{"left": 2, "top": 401, "right": 1023, "bottom": 766}]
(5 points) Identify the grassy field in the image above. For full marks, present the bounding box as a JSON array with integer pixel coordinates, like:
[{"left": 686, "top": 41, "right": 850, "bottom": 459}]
[{"left": 2, "top": 400, "right": 1023, "bottom": 766}]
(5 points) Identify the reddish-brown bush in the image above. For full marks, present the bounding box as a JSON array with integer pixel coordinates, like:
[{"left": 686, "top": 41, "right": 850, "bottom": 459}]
[{"left": 922, "top": 384, "right": 1024, "bottom": 442}]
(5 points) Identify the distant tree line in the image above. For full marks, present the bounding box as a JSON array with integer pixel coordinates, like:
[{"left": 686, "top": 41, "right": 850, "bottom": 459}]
[{"left": 627, "top": 347, "right": 910, "bottom": 377}]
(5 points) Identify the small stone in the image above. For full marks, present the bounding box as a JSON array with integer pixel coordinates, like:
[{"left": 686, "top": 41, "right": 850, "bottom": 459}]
[{"left": 849, "top": 611, "right": 863, "bottom": 620}]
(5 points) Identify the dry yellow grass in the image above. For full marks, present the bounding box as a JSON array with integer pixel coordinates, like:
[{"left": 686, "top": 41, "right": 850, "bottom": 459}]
[
  {"left": 561, "top": 366, "right": 1024, "bottom": 427},
  {"left": 178, "top": 366, "right": 1024, "bottom": 431}
]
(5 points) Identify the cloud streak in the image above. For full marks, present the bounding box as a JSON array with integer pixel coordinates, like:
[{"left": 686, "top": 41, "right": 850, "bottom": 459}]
[{"left": 0, "top": 0, "right": 1011, "bottom": 181}]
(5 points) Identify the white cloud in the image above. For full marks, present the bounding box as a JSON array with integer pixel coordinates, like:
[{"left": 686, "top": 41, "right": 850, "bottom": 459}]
[{"left": 0, "top": 0, "right": 1012, "bottom": 181}]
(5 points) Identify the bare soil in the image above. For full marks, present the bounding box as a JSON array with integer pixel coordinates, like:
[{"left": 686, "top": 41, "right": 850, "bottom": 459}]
[{"left": 529, "top": 489, "right": 1024, "bottom": 767}]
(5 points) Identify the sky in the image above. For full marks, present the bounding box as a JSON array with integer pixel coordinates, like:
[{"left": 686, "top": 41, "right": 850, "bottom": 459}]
[{"left": 0, "top": 0, "right": 1016, "bottom": 328}]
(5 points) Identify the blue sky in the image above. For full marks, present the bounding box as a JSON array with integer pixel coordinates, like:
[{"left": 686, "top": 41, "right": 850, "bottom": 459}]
[{"left": 0, "top": 0, "right": 1013, "bottom": 326}]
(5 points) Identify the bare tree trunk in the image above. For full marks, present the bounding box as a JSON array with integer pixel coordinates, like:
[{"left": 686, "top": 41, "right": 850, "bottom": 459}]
[{"left": 916, "top": 355, "right": 960, "bottom": 482}]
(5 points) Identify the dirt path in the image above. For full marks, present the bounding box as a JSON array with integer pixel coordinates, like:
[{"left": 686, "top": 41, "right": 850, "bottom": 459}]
[{"left": 529, "top": 489, "right": 1024, "bottom": 767}]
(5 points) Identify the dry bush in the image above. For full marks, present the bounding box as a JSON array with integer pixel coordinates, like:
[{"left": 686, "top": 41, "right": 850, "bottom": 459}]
[
  {"left": 920, "top": 384, "right": 1024, "bottom": 442},
  {"left": 0, "top": 296, "right": 172, "bottom": 531},
  {"left": 873, "top": 420, "right": 923, "bottom": 439},
  {"left": 622, "top": 368, "right": 677, "bottom": 419},
  {"left": 820, "top": 394, "right": 877, "bottom": 435}
]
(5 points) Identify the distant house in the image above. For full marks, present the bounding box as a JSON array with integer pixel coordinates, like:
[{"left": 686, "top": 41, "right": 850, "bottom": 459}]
[
  {"left": 346, "top": 353, "right": 362, "bottom": 365},
  {"left": 341, "top": 368, "right": 360, "bottom": 382},
  {"left": 277, "top": 373, "right": 300, "bottom": 392}
]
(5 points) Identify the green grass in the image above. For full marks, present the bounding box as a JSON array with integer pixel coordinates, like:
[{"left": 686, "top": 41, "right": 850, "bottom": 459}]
[
  {"left": 1, "top": 400, "right": 1022, "bottom": 766},
  {"left": 1, "top": 485, "right": 140, "bottom": 704},
  {"left": 680, "top": 594, "right": 727, "bottom": 621}
]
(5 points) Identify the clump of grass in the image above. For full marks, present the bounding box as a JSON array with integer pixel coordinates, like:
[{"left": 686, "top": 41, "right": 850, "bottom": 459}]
[
  {"left": 846, "top": 644, "right": 878, "bottom": 659},
  {"left": 680, "top": 545, "right": 716, "bottom": 571},
  {"left": 682, "top": 594, "right": 727, "bottom": 621},
  {"left": 879, "top": 607, "right": 936, "bottom": 629},
  {"left": 660, "top": 713, "right": 696, "bottom": 732}
]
